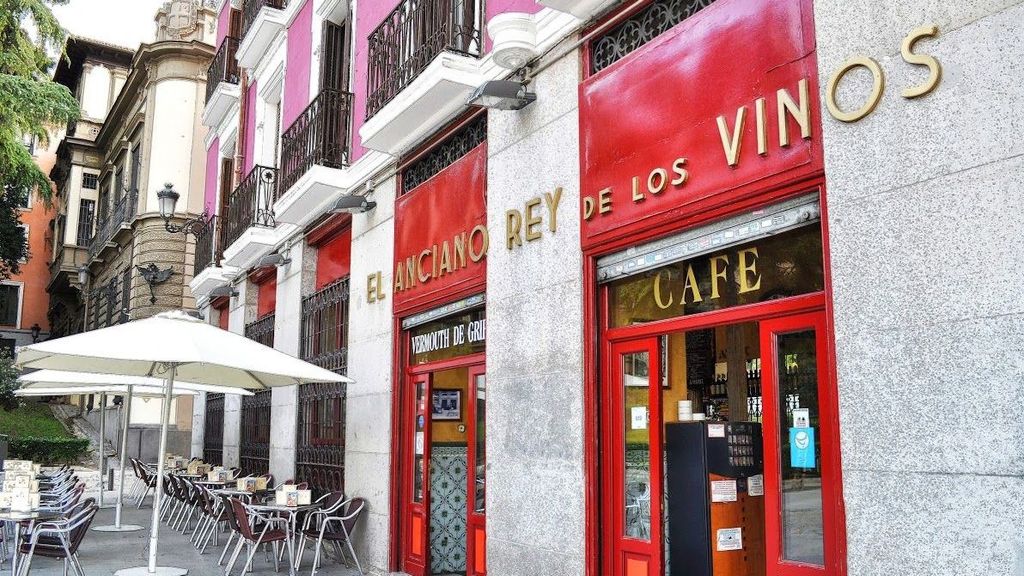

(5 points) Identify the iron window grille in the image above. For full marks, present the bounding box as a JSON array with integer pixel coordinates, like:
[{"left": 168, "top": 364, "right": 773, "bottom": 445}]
[
  {"left": 204, "top": 393, "right": 225, "bottom": 466},
  {"left": 296, "top": 382, "right": 347, "bottom": 495},
  {"left": 193, "top": 214, "right": 220, "bottom": 274},
  {"left": 239, "top": 389, "right": 272, "bottom": 475},
  {"left": 366, "top": 0, "right": 482, "bottom": 119},
  {"left": 0, "top": 284, "right": 19, "bottom": 326},
  {"left": 244, "top": 312, "right": 275, "bottom": 348},
  {"left": 589, "top": 0, "right": 718, "bottom": 74},
  {"left": 401, "top": 115, "right": 486, "bottom": 194},
  {"left": 300, "top": 277, "right": 349, "bottom": 374},
  {"left": 76, "top": 199, "right": 95, "bottom": 246},
  {"left": 82, "top": 173, "right": 99, "bottom": 190}
]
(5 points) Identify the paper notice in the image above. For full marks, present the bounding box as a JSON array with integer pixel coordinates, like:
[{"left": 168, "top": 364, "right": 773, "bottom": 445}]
[
  {"left": 748, "top": 474, "right": 764, "bottom": 497},
  {"left": 710, "top": 479, "right": 737, "bottom": 503},
  {"left": 793, "top": 408, "right": 810, "bottom": 428},
  {"left": 717, "top": 528, "right": 743, "bottom": 551},
  {"left": 707, "top": 423, "right": 726, "bottom": 438},
  {"left": 631, "top": 406, "right": 648, "bottom": 430}
]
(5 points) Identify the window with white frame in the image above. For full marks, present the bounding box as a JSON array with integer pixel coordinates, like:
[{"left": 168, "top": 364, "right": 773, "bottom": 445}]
[{"left": 0, "top": 283, "right": 22, "bottom": 327}]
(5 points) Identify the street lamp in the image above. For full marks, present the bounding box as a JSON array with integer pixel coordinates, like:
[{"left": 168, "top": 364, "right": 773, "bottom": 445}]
[
  {"left": 156, "top": 183, "right": 208, "bottom": 236},
  {"left": 30, "top": 323, "right": 41, "bottom": 343},
  {"left": 77, "top": 265, "right": 89, "bottom": 285}
]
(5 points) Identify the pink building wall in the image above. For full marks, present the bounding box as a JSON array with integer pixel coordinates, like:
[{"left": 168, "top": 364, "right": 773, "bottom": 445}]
[
  {"left": 204, "top": 137, "right": 220, "bottom": 213},
  {"left": 349, "top": 0, "right": 541, "bottom": 162},
  {"left": 217, "top": 1, "right": 231, "bottom": 45},
  {"left": 283, "top": 0, "right": 313, "bottom": 129},
  {"left": 243, "top": 80, "right": 258, "bottom": 173}
]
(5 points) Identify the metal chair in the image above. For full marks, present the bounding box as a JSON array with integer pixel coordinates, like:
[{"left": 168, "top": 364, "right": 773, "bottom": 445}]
[
  {"left": 293, "top": 491, "right": 346, "bottom": 571},
  {"left": 225, "top": 498, "right": 290, "bottom": 576},
  {"left": 15, "top": 500, "right": 98, "bottom": 576},
  {"left": 297, "top": 497, "right": 366, "bottom": 575}
]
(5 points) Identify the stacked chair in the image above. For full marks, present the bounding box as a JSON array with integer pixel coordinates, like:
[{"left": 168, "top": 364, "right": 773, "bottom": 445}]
[{"left": 13, "top": 467, "right": 99, "bottom": 576}]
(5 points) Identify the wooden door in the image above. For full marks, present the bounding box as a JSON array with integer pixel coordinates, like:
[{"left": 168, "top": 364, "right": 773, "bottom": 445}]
[{"left": 403, "top": 373, "right": 431, "bottom": 576}]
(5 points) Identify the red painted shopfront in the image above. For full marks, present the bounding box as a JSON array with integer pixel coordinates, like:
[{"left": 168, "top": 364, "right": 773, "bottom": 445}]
[
  {"left": 390, "top": 115, "right": 490, "bottom": 576},
  {"left": 579, "top": 2, "right": 845, "bottom": 576}
]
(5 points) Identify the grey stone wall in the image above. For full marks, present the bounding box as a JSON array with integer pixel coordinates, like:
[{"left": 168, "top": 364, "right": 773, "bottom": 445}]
[
  {"left": 815, "top": 1, "right": 1024, "bottom": 574},
  {"left": 345, "top": 174, "right": 398, "bottom": 574},
  {"left": 484, "top": 51, "right": 586, "bottom": 574},
  {"left": 190, "top": 392, "right": 206, "bottom": 459},
  {"left": 221, "top": 278, "right": 249, "bottom": 469}
]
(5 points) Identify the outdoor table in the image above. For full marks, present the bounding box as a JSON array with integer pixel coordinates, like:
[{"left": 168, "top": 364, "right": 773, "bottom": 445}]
[
  {"left": 211, "top": 489, "right": 271, "bottom": 502},
  {"left": 248, "top": 502, "right": 323, "bottom": 576},
  {"left": 0, "top": 509, "right": 60, "bottom": 576},
  {"left": 195, "top": 480, "right": 230, "bottom": 487}
]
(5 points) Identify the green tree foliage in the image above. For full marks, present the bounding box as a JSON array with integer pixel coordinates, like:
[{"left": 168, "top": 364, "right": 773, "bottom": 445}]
[
  {"left": 0, "top": 0, "right": 80, "bottom": 278},
  {"left": 0, "top": 348, "right": 20, "bottom": 411}
]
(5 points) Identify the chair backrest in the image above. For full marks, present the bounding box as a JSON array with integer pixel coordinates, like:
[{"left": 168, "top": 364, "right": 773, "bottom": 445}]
[
  {"left": 228, "top": 498, "right": 257, "bottom": 542},
  {"left": 67, "top": 502, "right": 99, "bottom": 553},
  {"left": 260, "top": 473, "right": 274, "bottom": 487},
  {"left": 322, "top": 491, "right": 346, "bottom": 514},
  {"left": 220, "top": 495, "right": 242, "bottom": 533},
  {"left": 340, "top": 498, "right": 366, "bottom": 535}
]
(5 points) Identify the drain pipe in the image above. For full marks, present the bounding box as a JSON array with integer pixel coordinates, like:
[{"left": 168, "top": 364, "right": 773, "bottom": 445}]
[{"left": 233, "top": 69, "right": 249, "bottom": 190}]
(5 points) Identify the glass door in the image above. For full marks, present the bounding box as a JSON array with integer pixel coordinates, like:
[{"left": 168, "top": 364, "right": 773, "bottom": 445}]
[
  {"left": 404, "top": 374, "right": 431, "bottom": 576},
  {"left": 607, "top": 339, "right": 662, "bottom": 576},
  {"left": 759, "top": 312, "right": 840, "bottom": 576}
]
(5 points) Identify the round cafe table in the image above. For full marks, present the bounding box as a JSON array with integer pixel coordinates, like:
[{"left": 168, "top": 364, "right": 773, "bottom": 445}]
[
  {"left": 247, "top": 502, "right": 323, "bottom": 576},
  {"left": 0, "top": 509, "right": 61, "bottom": 576}
]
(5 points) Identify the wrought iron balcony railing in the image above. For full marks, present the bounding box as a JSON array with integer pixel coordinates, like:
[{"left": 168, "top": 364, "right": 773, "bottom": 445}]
[
  {"left": 279, "top": 89, "right": 354, "bottom": 197},
  {"left": 222, "top": 165, "right": 277, "bottom": 250},
  {"left": 88, "top": 190, "right": 137, "bottom": 260},
  {"left": 241, "top": 0, "right": 287, "bottom": 43},
  {"left": 366, "top": 0, "right": 482, "bottom": 119},
  {"left": 206, "top": 37, "right": 240, "bottom": 103},
  {"left": 193, "top": 214, "right": 220, "bottom": 274}
]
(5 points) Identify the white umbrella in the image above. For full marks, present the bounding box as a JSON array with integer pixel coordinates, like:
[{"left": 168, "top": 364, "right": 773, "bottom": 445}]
[
  {"left": 16, "top": 310, "right": 352, "bottom": 576},
  {"left": 16, "top": 372, "right": 254, "bottom": 533}
]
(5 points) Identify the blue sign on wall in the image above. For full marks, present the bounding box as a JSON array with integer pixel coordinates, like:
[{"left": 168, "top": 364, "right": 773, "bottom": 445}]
[{"left": 789, "top": 428, "right": 816, "bottom": 469}]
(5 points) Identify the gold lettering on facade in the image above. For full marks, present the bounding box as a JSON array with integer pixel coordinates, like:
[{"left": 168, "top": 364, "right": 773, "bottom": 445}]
[
  {"left": 826, "top": 56, "right": 885, "bottom": 123},
  {"left": 524, "top": 197, "right": 543, "bottom": 241},
  {"left": 506, "top": 210, "right": 522, "bottom": 250},
  {"left": 439, "top": 241, "right": 453, "bottom": 275},
  {"left": 683, "top": 264, "right": 703, "bottom": 303},
  {"left": 653, "top": 270, "right": 674, "bottom": 309},
  {"left": 901, "top": 24, "right": 941, "bottom": 99},
  {"left": 777, "top": 78, "right": 811, "bottom": 146},
  {"left": 405, "top": 256, "right": 417, "bottom": 289},
  {"left": 394, "top": 261, "right": 405, "bottom": 292},
  {"left": 417, "top": 250, "right": 431, "bottom": 283},
  {"left": 755, "top": 97, "right": 768, "bottom": 155},
  {"left": 647, "top": 168, "right": 667, "bottom": 195},
  {"left": 717, "top": 106, "right": 747, "bottom": 166},
  {"left": 737, "top": 248, "right": 762, "bottom": 294},
  {"left": 544, "top": 187, "right": 562, "bottom": 233},
  {"left": 453, "top": 232, "right": 467, "bottom": 269},
  {"left": 583, "top": 196, "right": 596, "bottom": 220},
  {"left": 671, "top": 158, "right": 688, "bottom": 186},
  {"left": 631, "top": 176, "right": 645, "bottom": 203},
  {"left": 599, "top": 187, "right": 612, "bottom": 214},
  {"left": 431, "top": 244, "right": 439, "bottom": 278},
  {"left": 368, "top": 273, "right": 378, "bottom": 303},
  {"left": 709, "top": 254, "right": 729, "bottom": 299},
  {"left": 469, "top": 225, "right": 488, "bottom": 262}
]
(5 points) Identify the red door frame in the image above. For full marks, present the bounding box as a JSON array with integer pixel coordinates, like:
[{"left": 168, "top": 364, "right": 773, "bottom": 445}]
[
  {"left": 604, "top": 338, "right": 663, "bottom": 576},
  {"left": 584, "top": 182, "right": 846, "bottom": 576},
  {"left": 760, "top": 311, "right": 841, "bottom": 576},
  {"left": 466, "top": 364, "right": 487, "bottom": 576},
  {"left": 398, "top": 352, "right": 487, "bottom": 576}
]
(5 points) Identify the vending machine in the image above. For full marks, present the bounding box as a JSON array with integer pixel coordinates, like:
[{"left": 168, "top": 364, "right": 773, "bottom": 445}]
[{"left": 664, "top": 421, "right": 765, "bottom": 576}]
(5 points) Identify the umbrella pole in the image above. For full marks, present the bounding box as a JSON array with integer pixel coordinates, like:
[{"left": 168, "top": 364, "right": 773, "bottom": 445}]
[
  {"left": 114, "top": 365, "right": 188, "bottom": 576},
  {"left": 98, "top": 392, "right": 106, "bottom": 507},
  {"left": 95, "top": 385, "right": 143, "bottom": 532}
]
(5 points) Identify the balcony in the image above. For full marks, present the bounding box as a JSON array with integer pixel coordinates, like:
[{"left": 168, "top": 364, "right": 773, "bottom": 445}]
[
  {"left": 360, "top": 0, "right": 484, "bottom": 154},
  {"left": 190, "top": 214, "right": 240, "bottom": 300},
  {"left": 88, "top": 190, "right": 137, "bottom": 262},
  {"left": 236, "top": 0, "right": 288, "bottom": 70},
  {"left": 275, "top": 89, "right": 354, "bottom": 226},
  {"left": 203, "top": 37, "right": 241, "bottom": 128},
  {"left": 221, "top": 165, "right": 289, "bottom": 269},
  {"left": 537, "top": 0, "right": 618, "bottom": 20}
]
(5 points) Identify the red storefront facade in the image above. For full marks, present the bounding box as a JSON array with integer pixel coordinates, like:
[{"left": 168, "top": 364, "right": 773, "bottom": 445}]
[{"left": 579, "top": 1, "right": 845, "bottom": 575}]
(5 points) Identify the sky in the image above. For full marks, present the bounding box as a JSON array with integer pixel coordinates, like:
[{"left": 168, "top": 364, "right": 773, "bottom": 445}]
[{"left": 52, "top": 0, "right": 170, "bottom": 50}]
